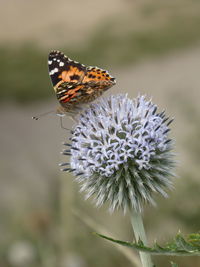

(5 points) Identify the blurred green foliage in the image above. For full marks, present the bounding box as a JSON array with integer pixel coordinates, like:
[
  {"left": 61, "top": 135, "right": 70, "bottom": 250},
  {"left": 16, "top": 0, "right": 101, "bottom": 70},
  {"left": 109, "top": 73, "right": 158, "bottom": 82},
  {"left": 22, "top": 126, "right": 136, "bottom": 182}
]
[{"left": 0, "top": 46, "right": 51, "bottom": 103}]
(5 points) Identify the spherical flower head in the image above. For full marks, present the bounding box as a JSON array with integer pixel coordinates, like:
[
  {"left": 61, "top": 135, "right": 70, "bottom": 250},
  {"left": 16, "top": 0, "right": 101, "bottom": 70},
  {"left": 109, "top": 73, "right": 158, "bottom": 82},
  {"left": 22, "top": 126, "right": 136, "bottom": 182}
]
[{"left": 62, "top": 94, "right": 175, "bottom": 213}]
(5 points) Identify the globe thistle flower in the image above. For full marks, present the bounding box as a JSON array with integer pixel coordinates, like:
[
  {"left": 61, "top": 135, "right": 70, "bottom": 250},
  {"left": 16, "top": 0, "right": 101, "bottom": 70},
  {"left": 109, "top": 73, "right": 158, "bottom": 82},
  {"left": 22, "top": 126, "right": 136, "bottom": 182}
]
[{"left": 61, "top": 94, "right": 175, "bottom": 213}]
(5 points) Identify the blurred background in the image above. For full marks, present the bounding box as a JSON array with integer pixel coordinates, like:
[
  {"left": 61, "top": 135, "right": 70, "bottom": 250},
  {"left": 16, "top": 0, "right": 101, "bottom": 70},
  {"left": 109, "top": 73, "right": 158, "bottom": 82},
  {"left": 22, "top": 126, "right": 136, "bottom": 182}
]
[{"left": 1, "top": 0, "right": 200, "bottom": 266}]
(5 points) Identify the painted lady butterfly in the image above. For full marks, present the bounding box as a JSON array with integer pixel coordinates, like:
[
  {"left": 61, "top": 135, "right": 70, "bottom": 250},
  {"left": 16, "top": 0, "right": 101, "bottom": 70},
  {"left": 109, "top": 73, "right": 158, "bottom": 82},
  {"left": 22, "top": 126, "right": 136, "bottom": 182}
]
[{"left": 48, "top": 50, "right": 116, "bottom": 114}]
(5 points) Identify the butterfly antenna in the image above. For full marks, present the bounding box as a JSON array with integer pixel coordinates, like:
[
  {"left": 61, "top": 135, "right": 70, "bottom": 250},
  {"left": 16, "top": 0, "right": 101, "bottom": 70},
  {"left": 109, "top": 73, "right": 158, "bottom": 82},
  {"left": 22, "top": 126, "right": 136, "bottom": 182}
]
[{"left": 32, "top": 110, "right": 54, "bottom": 120}]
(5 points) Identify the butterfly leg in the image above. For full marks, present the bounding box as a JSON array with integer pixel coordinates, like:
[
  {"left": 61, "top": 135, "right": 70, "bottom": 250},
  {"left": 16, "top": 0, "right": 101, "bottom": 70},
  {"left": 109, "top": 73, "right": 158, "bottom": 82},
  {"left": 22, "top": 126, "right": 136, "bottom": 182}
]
[{"left": 59, "top": 116, "right": 71, "bottom": 131}]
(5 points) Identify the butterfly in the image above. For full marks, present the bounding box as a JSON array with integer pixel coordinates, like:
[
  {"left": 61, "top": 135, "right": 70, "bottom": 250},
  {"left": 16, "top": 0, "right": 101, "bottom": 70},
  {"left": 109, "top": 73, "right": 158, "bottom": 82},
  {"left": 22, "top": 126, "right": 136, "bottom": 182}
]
[{"left": 48, "top": 50, "right": 116, "bottom": 115}]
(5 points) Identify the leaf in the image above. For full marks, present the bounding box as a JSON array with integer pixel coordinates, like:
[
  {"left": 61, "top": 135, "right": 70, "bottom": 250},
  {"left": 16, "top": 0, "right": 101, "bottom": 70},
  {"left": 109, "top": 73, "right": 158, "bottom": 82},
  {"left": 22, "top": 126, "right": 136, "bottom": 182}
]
[
  {"left": 170, "top": 262, "right": 179, "bottom": 267},
  {"left": 188, "top": 233, "right": 200, "bottom": 248},
  {"left": 95, "top": 232, "right": 200, "bottom": 256}
]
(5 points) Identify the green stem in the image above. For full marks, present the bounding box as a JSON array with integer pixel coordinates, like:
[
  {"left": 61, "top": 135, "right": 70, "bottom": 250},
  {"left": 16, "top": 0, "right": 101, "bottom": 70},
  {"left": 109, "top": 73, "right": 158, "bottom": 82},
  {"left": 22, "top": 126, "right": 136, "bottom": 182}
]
[{"left": 130, "top": 209, "right": 153, "bottom": 267}]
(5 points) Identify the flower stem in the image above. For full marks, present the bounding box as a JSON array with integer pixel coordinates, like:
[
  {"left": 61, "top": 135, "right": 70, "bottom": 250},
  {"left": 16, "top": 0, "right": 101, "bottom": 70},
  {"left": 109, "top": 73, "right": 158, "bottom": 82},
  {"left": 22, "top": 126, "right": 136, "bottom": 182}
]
[{"left": 130, "top": 209, "right": 153, "bottom": 267}]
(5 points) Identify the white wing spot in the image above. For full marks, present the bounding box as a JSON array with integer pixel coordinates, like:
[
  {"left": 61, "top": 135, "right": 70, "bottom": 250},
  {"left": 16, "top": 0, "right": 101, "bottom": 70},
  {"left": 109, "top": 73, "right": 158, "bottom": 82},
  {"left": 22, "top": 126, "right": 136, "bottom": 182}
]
[
  {"left": 59, "top": 62, "right": 64, "bottom": 67},
  {"left": 48, "top": 60, "right": 52, "bottom": 65},
  {"left": 57, "top": 89, "right": 67, "bottom": 94},
  {"left": 50, "top": 68, "right": 59, "bottom": 75}
]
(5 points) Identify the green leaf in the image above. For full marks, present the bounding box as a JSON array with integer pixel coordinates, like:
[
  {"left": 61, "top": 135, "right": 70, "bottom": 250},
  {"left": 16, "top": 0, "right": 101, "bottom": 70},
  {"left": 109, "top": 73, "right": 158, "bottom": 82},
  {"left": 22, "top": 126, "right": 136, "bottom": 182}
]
[
  {"left": 170, "top": 262, "right": 178, "bottom": 267},
  {"left": 188, "top": 233, "right": 200, "bottom": 248},
  {"left": 95, "top": 232, "right": 200, "bottom": 256}
]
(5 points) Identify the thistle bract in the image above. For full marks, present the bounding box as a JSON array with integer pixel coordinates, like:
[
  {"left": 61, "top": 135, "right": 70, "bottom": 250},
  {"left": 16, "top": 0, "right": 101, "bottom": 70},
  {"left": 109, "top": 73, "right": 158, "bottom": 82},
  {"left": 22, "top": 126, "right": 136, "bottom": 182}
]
[{"left": 62, "top": 94, "right": 175, "bottom": 212}]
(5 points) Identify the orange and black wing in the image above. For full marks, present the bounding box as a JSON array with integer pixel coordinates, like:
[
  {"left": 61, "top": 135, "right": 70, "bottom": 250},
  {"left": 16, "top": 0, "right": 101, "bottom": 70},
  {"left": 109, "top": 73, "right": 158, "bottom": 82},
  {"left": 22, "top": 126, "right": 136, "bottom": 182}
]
[
  {"left": 76, "top": 66, "right": 116, "bottom": 99},
  {"left": 48, "top": 51, "right": 116, "bottom": 110},
  {"left": 83, "top": 67, "right": 115, "bottom": 84},
  {"left": 48, "top": 50, "right": 87, "bottom": 88},
  {"left": 48, "top": 50, "right": 87, "bottom": 104}
]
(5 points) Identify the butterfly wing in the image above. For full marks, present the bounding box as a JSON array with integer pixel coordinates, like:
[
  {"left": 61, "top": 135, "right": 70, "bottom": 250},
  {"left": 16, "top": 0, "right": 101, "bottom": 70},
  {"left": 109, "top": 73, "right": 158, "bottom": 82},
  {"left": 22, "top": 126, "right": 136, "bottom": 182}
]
[
  {"left": 48, "top": 50, "right": 86, "bottom": 88},
  {"left": 83, "top": 67, "right": 116, "bottom": 84},
  {"left": 48, "top": 51, "right": 88, "bottom": 108},
  {"left": 48, "top": 51, "right": 116, "bottom": 112},
  {"left": 78, "top": 67, "right": 116, "bottom": 101}
]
